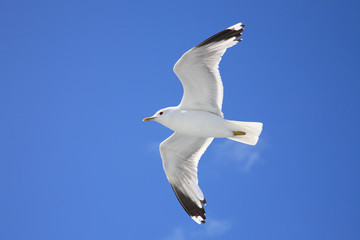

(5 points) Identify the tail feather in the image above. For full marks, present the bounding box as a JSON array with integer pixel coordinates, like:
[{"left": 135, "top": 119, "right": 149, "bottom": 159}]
[{"left": 227, "top": 120, "right": 263, "bottom": 145}]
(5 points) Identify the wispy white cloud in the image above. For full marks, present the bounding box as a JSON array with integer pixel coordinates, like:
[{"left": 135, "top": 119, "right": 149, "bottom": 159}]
[
  {"left": 162, "top": 218, "right": 232, "bottom": 240},
  {"left": 196, "top": 218, "right": 232, "bottom": 237},
  {"left": 211, "top": 139, "right": 266, "bottom": 171},
  {"left": 162, "top": 227, "right": 185, "bottom": 240}
]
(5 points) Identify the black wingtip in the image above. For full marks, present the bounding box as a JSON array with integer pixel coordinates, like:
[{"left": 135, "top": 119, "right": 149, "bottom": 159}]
[
  {"left": 195, "top": 23, "right": 245, "bottom": 48},
  {"left": 171, "top": 184, "right": 206, "bottom": 223}
]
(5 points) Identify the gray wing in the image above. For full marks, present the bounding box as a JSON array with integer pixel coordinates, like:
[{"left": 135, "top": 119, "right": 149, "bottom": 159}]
[
  {"left": 160, "top": 132, "right": 213, "bottom": 224},
  {"left": 173, "top": 23, "right": 245, "bottom": 117}
]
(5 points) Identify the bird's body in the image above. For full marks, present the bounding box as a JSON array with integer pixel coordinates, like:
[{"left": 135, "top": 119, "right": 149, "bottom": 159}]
[
  {"left": 156, "top": 107, "right": 232, "bottom": 138},
  {"left": 143, "top": 22, "right": 263, "bottom": 224}
]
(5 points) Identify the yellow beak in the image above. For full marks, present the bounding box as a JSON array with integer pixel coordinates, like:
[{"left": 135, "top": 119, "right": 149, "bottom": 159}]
[{"left": 143, "top": 116, "right": 155, "bottom": 122}]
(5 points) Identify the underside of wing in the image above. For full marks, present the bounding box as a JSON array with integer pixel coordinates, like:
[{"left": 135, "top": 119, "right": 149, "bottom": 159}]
[
  {"left": 160, "top": 133, "right": 213, "bottom": 224},
  {"left": 173, "top": 23, "right": 246, "bottom": 116}
]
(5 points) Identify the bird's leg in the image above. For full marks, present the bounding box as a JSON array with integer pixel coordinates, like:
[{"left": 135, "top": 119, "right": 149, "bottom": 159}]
[{"left": 233, "top": 131, "right": 246, "bottom": 136}]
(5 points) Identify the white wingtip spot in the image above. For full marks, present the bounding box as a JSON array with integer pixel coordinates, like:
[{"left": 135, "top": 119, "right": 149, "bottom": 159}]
[
  {"left": 227, "top": 22, "right": 244, "bottom": 31},
  {"left": 191, "top": 215, "right": 205, "bottom": 224}
]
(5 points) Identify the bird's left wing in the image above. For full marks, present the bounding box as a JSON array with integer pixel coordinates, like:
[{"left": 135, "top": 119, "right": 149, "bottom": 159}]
[
  {"left": 160, "top": 132, "right": 213, "bottom": 224},
  {"left": 173, "top": 23, "right": 245, "bottom": 116}
]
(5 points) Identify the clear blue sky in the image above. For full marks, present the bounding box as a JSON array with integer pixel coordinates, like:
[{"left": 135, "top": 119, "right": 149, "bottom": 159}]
[{"left": 1, "top": 0, "right": 359, "bottom": 239}]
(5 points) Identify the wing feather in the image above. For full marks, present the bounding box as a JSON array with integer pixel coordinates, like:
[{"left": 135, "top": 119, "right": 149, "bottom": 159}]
[{"left": 160, "top": 132, "right": 213, "bottom": 224}]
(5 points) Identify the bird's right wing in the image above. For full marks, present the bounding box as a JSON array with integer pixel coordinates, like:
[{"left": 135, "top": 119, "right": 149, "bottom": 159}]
[{"left": 160, "top": 132, "right": 213, "bottom": 224}]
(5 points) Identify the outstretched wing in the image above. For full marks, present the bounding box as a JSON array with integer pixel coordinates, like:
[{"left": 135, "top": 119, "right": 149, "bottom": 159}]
[
  {"left": 173, "top": 23, "right": 245, "bottom": 116},
  {"left": 160, "top": 132, "right": 213, "bottom": 224}
]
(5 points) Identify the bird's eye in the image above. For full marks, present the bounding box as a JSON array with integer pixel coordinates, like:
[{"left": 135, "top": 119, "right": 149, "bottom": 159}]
[{"left": 159, "top": 112, "right": 163, "bottom": 115}]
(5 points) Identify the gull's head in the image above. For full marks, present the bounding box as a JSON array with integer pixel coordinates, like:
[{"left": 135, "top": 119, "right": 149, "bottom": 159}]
[{"left": 143, "top": 108, "right": 172, "bottom": 123}]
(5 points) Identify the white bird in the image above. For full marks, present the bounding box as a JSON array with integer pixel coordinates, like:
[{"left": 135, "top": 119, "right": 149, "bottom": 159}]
[{"left": 143, "top": 23, "right": 263, "bottom": 224}]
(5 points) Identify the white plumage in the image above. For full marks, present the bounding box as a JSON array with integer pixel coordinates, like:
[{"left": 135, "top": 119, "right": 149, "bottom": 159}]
[{"left": 143, "top": 23, "right": 263, "bottom": 224}]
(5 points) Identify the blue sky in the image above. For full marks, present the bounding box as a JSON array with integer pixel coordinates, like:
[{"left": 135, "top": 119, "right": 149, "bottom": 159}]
[{"left": 1, "top": 0, "right": 360, "bottom": 239}]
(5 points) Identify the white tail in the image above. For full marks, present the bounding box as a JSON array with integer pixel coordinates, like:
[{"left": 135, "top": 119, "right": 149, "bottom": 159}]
[{"left": 227, "top": 120, "right": 263, "bottom": 145}]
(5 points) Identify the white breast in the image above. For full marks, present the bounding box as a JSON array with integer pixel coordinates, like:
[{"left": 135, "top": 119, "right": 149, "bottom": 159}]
[{"left": 164, "top": 109, "right": 233, "bottom": 138}]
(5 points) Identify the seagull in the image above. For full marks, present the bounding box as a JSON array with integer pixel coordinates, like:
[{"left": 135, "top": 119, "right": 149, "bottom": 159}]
[{"left": 143, "top": 23, "right": 263, "bottom": 224}]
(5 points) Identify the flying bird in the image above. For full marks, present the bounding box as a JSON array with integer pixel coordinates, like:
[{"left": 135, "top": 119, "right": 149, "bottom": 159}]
[{"left": 143, "top": 23, "right": 263, "bottom": 224}]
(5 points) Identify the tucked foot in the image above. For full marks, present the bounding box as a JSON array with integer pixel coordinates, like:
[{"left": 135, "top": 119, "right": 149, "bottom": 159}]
[{"left": 233, "top": 131, "right": 246, "bottom": 136}]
